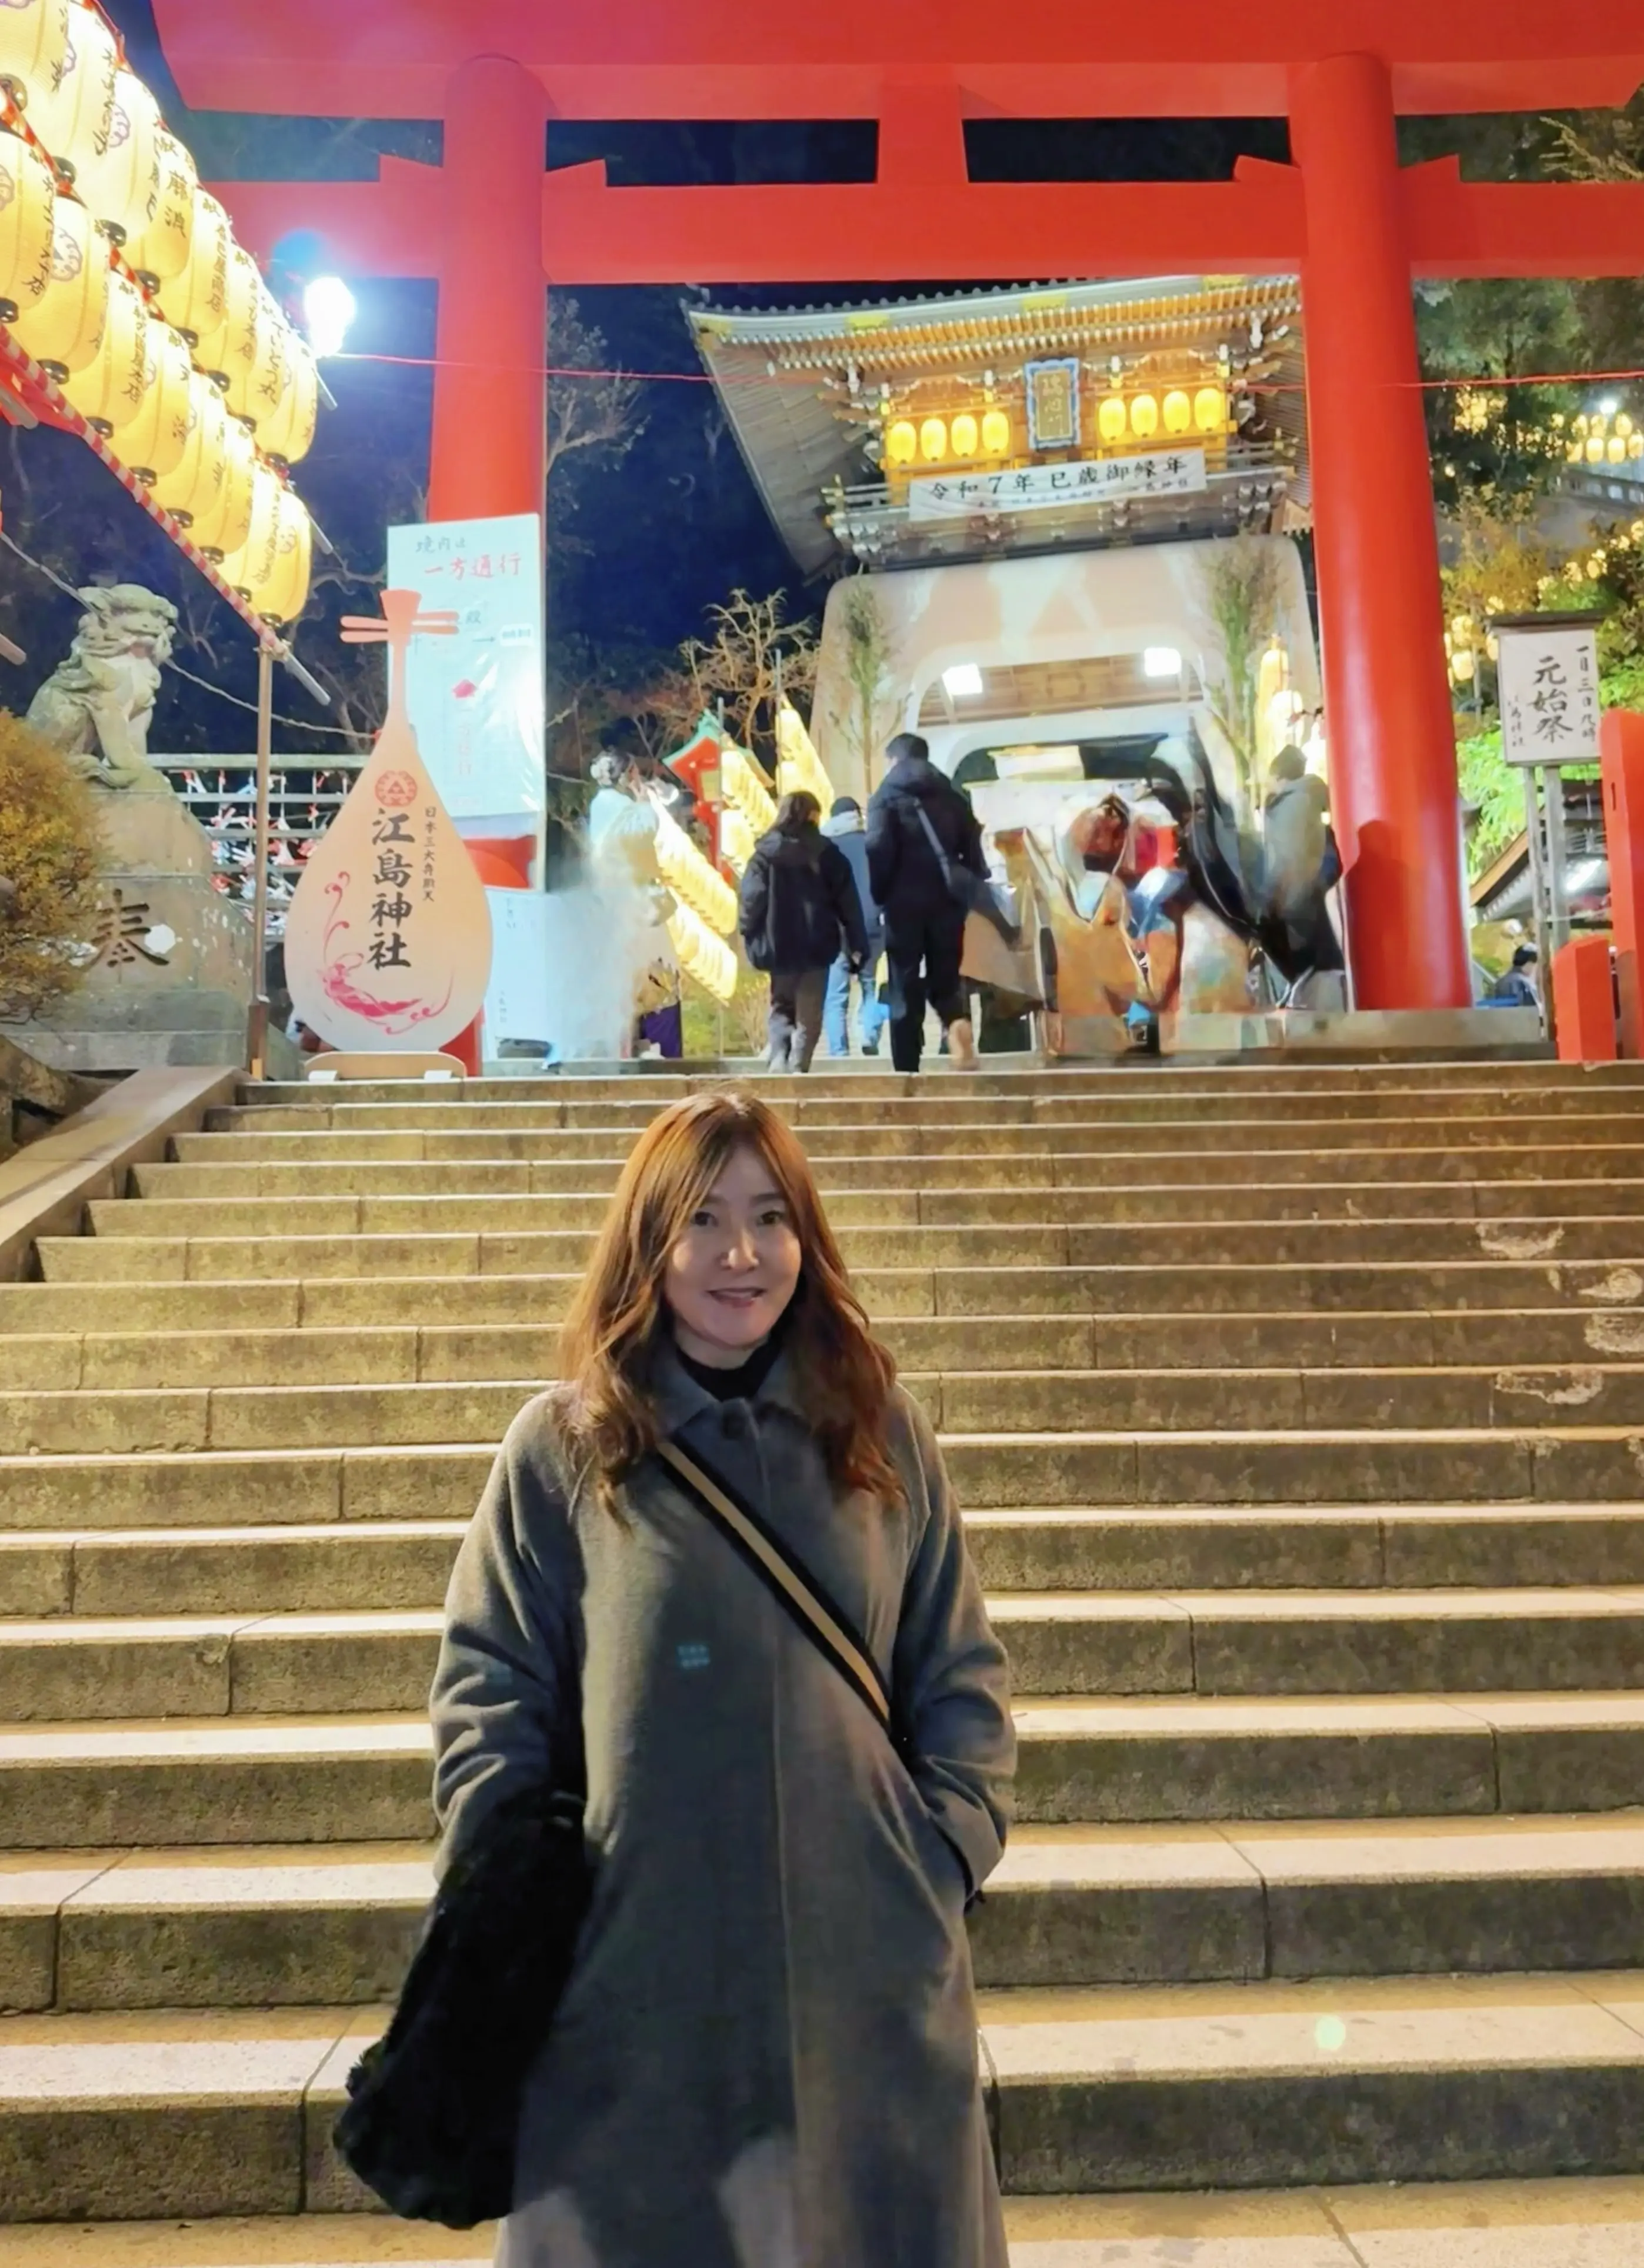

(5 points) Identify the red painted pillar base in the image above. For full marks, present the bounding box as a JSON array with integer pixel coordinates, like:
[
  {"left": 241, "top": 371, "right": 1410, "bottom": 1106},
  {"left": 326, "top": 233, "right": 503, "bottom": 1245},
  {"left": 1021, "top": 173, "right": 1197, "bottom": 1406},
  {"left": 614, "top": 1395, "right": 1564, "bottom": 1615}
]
[
  {"left": 1601, "top": 709, "right": 1644, "bottom": 1058},
  {"left": 1552, "top": 936, "right": 1616, "bottom": 1063},
  {"left": 1290, "top": 54, "right": 1472, "bottom": 1013}
]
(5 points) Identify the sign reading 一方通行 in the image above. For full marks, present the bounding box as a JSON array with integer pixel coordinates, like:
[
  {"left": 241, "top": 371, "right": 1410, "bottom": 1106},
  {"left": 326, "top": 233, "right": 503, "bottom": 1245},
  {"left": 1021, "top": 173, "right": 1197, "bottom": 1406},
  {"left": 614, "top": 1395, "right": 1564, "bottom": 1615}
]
[
  {"left": 385, "top": 513, "right": 545, "bottom": 823},
  {"left": 1497, "top": 622, "right": 1602, "bottom": 767},
  {"left": 906, "top": 449, "right": 1208, "bottom": 522}
]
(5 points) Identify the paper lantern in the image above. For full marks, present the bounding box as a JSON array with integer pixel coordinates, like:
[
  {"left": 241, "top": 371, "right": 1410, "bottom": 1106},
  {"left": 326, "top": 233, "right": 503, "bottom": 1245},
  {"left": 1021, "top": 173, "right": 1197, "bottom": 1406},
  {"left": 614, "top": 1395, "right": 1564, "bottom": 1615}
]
[
  {"left": 1129, "top": 392, "right": 1159, "bottom": 439},
  {"left": 214, "top": 244, "right": 268, "bottom": 407},
  {"left": 6, "top": 189, "right": 109, "bottom": 374},
  {"left": 72, "top": 65, "right": 160, "bottom": 246},
  {"left": 213, "top": 451, "right": 282, "bottom": 582},
  {"left": 27, "top": 1, "right": 118, "bottom": 177},
  {"left": 258, "top": 325, "right": 318, "bottom": 465},
  {"left": 0, "top": 0, "right": 71, "bottom": 121},
  {"left": 252, "top": 483, "right": 313, "bottom": 625},
  {"left": 123, "top": 128, "right": 194, "bottom": 285},
  {"left": 0, "top": 127, "right": 56, "bottom": 315},
  {"left": 981, "top": 406, "right": 1011, "bottom": 455},
  {"left": 1163, "top": 389, "right": 1192, "bottom": 435},
  {"left": 58, "top": 258, "right": 143, "bottom": 426},
  {"left": 111, "top": 308, "right": 196, "bottom": 481},
  {"left": 885, "top": 418, "right": 917, "bottom": 466},
  {"left": 235, "top": 285, "right": 302, "bottom": 441},
  {"left": 186, "top": 399, "right": 258, "bottom": 554},
  {"left": 919, "top": 416, "right": 947, "bottom": 463},
  {"left": 1098, "top": 395, "right": 1127, "bottom": 445},
  {"left": 949, "top": 411, "right": 978, "bottom": 458},
  {"left": 157, "top": 186, "right": 229, "bottom": 349},
  {"left": 1194, "top": 385, "right": 1227, "bottom": 433},
  {"left": 1631, "top": 434, "right": 1644, "bottom": 461},
  {"left": 1588, "top": 436, "right": 1606, "bottom": 465},
  {"left": 147, "top": 366, "right": 229, "bottom": 521}
]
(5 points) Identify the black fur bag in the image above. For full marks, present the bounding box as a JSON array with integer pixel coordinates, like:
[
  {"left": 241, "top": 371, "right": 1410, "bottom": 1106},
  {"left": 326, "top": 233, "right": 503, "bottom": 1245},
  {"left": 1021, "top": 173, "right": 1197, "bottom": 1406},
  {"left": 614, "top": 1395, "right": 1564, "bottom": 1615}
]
[{"left": 333, "top": 1785, "right": 591, "bottom": 2229}]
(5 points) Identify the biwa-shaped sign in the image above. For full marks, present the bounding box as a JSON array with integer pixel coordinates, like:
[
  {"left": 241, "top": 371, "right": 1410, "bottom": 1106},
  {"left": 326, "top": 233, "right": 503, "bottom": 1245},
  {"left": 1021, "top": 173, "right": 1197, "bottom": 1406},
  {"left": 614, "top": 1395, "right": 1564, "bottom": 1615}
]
[{"left": 285, "top": 589, "right": 493, "bottom": 1049}]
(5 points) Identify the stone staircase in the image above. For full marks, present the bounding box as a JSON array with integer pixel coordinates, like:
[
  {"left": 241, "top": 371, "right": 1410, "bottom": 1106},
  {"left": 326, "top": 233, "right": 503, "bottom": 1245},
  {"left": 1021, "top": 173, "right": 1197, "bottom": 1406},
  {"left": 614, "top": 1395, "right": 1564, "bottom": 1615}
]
[{"left": 8, "top": 1059, "right": 1644, "bottom": 2264}]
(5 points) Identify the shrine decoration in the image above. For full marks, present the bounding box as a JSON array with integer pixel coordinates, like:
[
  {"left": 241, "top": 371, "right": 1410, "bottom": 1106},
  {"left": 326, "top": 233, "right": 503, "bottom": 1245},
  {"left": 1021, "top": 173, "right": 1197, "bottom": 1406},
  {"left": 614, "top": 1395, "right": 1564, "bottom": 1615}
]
[
  {"left": 721, "top": 739, "right": 777, "bottom": 846},
  {"left": 664, "top": 718, "right": 726, "bottom": 868},
  {"left": 667, "top": 898, "right": 738, "bottom": 1003},
  {"left": 774, "top": 702, "right": 835, "bottom": 812},
  {"left": 284, "top": 589, "right": 493, "bottom": 1051},
  {"left": 651, "top": 801, "right": 738, "bottom": 935}
]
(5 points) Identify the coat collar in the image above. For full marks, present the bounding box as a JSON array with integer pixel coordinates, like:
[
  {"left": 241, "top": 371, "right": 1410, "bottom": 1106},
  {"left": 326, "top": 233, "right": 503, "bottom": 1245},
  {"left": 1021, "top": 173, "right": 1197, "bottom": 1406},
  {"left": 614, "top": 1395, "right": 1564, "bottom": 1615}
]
[{"left": 646, "top": 1331, "right": 807, "bottom": 1435}]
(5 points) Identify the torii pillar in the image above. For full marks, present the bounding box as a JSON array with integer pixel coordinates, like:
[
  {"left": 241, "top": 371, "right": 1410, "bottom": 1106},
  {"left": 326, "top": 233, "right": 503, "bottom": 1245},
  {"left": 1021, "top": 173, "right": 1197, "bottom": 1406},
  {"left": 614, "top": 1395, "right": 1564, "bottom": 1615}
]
[
  {"left": 1292, "top": 54, "right": 1473, "bottom": 1012},
  {"left": 428, "top": 56, "right": 549, "bottom": 523}
]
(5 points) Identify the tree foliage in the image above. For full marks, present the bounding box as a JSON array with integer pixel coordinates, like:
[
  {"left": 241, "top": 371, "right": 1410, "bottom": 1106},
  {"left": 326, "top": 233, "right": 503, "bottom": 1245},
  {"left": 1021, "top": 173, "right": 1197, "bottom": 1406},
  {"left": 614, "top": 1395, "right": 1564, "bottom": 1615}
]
[
  {"left": 0, "top": 711, "right": 104, "bottom": 1020},
  {"left": 1199, "top": 536, "right": 1282, "bottom": 818},
  {"left": 828, "top": 579, "right": 899, "bottom": 787}
]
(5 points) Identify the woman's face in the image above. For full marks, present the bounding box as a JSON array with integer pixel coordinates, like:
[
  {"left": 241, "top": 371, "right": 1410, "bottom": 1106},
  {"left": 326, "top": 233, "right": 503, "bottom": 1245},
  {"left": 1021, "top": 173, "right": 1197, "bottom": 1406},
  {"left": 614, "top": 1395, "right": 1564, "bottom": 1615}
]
[{"left": 664, "top": 1144, "right": 804, "bottom": 1367}]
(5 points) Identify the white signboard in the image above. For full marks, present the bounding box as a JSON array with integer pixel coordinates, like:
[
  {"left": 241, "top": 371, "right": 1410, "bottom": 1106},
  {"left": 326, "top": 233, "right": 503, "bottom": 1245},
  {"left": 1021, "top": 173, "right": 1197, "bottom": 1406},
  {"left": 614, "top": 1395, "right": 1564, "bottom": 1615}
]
[
  {"left": 1498, "top": 623, "right": 1602, "bottom": 767},
  {"left": 483, "top": 886, "right": 552, "bottom": 1046},
  {"left": 908, "top": 449, "right": 1208, "bottom": 522},
  {"left": 385, "top": 513, "right": 545, "bottom": 822}
]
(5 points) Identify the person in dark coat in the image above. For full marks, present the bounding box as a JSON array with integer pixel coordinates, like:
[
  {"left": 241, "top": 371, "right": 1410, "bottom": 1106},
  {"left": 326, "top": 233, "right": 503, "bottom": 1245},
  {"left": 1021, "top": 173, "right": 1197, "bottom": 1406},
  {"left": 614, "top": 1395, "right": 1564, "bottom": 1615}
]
[
  {"left": 820, "top": 795, "right": 888, "bottom": 1056},
  {"left": 739, "top": 791, "right": 868, "bottom": 1072},
  {"left": 866, "top": 731, "right": 988, "bottom": 1073},
  {"left": 432, "top": 1089, "right": 1016, "bottom": 2268}
]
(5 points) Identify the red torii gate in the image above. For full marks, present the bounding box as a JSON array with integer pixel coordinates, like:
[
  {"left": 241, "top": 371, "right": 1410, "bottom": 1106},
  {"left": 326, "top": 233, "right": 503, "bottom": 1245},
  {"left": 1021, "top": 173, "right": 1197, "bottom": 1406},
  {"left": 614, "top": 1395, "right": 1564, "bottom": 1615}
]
[{"left": 150, "top": 0, "right": 1644, "bottom": 1014}]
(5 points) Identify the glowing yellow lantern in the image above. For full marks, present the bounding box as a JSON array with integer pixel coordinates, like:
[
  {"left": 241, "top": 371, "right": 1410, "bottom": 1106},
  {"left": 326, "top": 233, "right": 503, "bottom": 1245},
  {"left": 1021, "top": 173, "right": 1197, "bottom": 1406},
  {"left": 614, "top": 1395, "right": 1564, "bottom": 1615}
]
[
  {"left": 885, "top": 418, "right": 917, "bottom": 466},
  {"left": 158, "top": 186, "right": 230, "bottom": 351},
  {"left": 1452, "top": 647, "right": 1476, "bottom": 685},
  {"left": 112, "top": 309, "right": 196, "bottom": 481},
  {"left": 1194, "top": 385, "right": 1227, "bottom": 433},
  {"left": 949, "top": 411, "right": 979, "bottom": 457},
  {"left": 720, "top": 806, "right": 756, "bottom": 872},
  {"left": 1574, "top": 412, "right": 1590, "bottom": 437},
  {"left": 0, "top": 127, "right": 57, "bottom": 316},
  {"left": 27, "top": 1, "right": 118, "bottom": 176},
  {"left": 72, "top": 65, "right": 161, "bottom": 246},
  {"left": 58, "top": 258, "right": 143, "bottom": 426},
  {"left": 1129, "top": 392, "right": 1159, "bottom": 439},
  {"left": 124, "top": 129, "right": 195, "bottom": 285},
  {"left": 1098, "top": 394, "right": 1127, "bottom": 445},
  {"left": 1632, "top": 434, "right": 1644, "bottom": 461},
  {"left": 216, "top": 247, "right": 274, "bottom": 412},
  {"left": 215, "top": 457, "right": 288, "bottom": 600},
  {"left": 1568, "top": 439, "right": 1585, "bottom": 464},
  {"left": 147, "top": 364, "right": 228, "bottom": 521},
  {"left": 252, "top": 483, "right": 313, "bottom": 625},
  {"left": 919, "top": 416, "right": 948, "bottom": 463},
  {"left": 981, "top": 406, "right": 1010, "bottom": 455},
  {"left": 0, "top": 0, "right": 71, "bottom": 121},
  {"left": 1588, "top": 435, "right": 1606, "bottom": 464},
  {"left": 1163, "top": 389, "right": 1192, "bottom": 435},
  {"left": 187, "top": 402, "right": 258, "bottom": 555},
  {"left": 1618, "top": 413, "right": 1636, "bottom": 438},
  {"left": 1610, "top": 435, "right": 1629, "bottom": 465},
  {"left": 258, "top": 326, "right": 318, "bottom": 465},
  {"left": 6, "top": 190, "right": 109, "bottom": 375}
]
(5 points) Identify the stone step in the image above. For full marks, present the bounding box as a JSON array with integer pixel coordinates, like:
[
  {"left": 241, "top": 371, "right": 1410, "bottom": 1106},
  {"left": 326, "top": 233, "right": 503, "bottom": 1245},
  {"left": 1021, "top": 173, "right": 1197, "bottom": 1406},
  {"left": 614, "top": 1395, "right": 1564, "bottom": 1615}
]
[
  {"left": 92, "top": 1178, "right": 1644, "bottom": 1238},
  {"left": 167, "top": 1129, "right": 1644, "bottom": 1182},
  {"left": 6, "top": 1977, "right": 1644, "bottom": 2217},
  {"left": 204, "top": 1107, "right": 1644, "bottom": 1154},
  {"left": 34, "top": 1216, "right": 1644, "bottom": 1286},
  {"left": 9, "top": 1306, "right": 1644, "bottom": 1392},
  {"left": 2, "top": 1425, "right": 1640, "bottom": 1532},
  {"left": 11, "top": 1255, "right": 1644, "bottom": 1335},
  {"left": 5, "top": 1692, "right": 1644, "bottom": 1846},
  {"left": 12, "top": 1361, "right": 1644, "bottom": 1455},
  {"left": 8, "top": 1590, "right": 1644, "bottom": 1721},
  {"left": 8, "top": 1815, "right": 1644, "bottom": 2014},
  {"left": 11, "top": 1501, "right": 1644, "bottom": 1603},
  {"left": 10, "top": 2183, "right": 1644, "bottom": 2268}
]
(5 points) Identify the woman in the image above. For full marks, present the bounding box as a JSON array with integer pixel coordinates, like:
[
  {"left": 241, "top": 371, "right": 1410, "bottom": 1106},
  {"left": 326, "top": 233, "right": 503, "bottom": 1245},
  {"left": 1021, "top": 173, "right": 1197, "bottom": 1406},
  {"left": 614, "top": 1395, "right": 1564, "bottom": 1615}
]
[
  {"left": 738, "top": 791, "right": 868, "bottom": 1071},
  {"left": 432, "top": 1090, "right": 1015, "bottom": 2267}
]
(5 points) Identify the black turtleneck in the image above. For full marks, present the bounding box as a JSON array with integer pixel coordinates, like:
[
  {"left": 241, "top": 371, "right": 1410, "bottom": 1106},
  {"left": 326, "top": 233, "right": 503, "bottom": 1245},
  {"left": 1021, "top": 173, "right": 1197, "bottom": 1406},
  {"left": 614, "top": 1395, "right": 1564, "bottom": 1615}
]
[{"left": 675, "top": 1320, "right": 788, "bottom": 1403}]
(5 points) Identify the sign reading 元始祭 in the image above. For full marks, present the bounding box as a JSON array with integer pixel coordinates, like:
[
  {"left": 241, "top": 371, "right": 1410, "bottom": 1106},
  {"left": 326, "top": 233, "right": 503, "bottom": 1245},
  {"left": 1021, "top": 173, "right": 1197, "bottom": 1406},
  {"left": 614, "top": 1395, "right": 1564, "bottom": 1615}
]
[
  {"left": 908, "top": 449, "right": 1208, "bottom": 522},
  {"left": 1497, "top": 621, "right": 1602, "bottom": 767}
]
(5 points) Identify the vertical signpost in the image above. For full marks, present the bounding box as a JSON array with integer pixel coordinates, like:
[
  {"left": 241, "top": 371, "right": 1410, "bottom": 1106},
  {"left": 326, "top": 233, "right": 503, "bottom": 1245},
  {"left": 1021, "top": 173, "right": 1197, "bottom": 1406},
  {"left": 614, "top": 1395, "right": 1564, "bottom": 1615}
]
[{"left": 1492, "top": 613, "right": 1605, "bottom": 1048}]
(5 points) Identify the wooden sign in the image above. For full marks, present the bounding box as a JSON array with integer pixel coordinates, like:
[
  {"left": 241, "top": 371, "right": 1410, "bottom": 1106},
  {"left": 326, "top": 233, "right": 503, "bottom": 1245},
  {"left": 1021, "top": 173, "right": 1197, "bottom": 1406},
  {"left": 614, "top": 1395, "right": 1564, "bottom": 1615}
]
[{"left": 284, "top": 589, "right": 493, "bottom": 1049}]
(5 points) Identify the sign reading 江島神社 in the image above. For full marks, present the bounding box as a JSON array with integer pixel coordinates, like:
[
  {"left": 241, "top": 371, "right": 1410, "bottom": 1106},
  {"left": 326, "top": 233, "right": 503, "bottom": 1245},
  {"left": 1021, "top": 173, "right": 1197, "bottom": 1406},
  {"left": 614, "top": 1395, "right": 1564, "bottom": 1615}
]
[
  {"left": 1497, "top": 622, "right": 1602, "bottom": 767},
  {"left": 907, "top": 449, "right": 1208, "bottom": 522}
]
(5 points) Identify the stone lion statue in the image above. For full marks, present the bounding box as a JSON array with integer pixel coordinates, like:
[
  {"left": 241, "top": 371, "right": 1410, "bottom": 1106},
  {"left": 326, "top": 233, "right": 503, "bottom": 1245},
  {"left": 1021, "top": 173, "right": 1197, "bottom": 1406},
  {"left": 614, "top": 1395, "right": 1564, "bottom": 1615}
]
[{"left": 26, "top": 585, "right": 179, "bottom": 793}]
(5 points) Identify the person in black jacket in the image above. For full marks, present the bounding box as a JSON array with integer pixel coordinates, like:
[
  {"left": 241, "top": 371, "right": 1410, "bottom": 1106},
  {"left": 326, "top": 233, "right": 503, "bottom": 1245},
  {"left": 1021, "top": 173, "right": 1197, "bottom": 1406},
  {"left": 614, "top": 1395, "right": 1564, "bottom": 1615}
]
[
  {"left": 866, "top": 732, "right": 987, "bottom": 1072},
  {"left": 739, "top": 791, "right": 869, "bottom": 1071}
]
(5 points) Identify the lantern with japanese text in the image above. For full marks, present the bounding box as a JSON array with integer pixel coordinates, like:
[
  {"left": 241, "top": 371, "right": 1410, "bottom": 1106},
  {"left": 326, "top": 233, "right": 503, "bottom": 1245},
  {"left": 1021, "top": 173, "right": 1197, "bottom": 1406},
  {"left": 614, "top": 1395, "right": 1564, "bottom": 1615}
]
[
  {"left": 257, "top": 324, "right": 318, "bottom": 465},
  {"left": 186, "top": 396, "right": 257, "bottom": 554},
  {"left": 72, "top": 64, "right": 161, "bottom": 246},
  {"left": 214, "top": 242, "right": 269, "bottom": 407},
  {"left": 212, "top": 448, "right": 280, "bottom": 578},
  {"left": 26, "top": 2, "right": 118, "bottom": 181},
  {"left": 111, "top": 306, "right": 197, "bottom": 481},
  {"left": 125, "top": 130, "right": 195, "bottom": 285},
  {"left": 0, "top": 127, "right": 56, "bottom": 316},
  {"left": 0, "top": 0, "right": 70, "bottom": 121},
  {"left": 156, "top": 185, "right": 229, "bottom": 351},
  {"left": 59, "top": 256, "right": 142, "bottom": 426},
  {"left": 6, "top": 189, "right": 110, "bottom": 375},
  {"left": 146, "top": 363, "right": 228, "bottom": 522}
]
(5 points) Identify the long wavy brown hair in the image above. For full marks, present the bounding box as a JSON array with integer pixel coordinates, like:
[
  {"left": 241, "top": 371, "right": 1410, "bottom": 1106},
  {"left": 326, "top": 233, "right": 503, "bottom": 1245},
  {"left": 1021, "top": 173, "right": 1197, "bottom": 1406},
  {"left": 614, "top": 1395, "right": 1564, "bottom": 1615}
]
[{"left": 556, "top": 1090, "right": 903, "bottom": 1509}]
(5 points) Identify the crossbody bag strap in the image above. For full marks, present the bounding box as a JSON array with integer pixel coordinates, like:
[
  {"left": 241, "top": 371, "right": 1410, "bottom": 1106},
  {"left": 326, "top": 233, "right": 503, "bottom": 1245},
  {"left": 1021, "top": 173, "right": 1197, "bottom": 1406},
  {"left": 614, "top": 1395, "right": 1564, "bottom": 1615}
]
[
  {"left": 913, "top": 800, "right": 953, "bottom": 874},
  {"left": 655, "top": 1433, "right": 898, "bottom": 1748}
]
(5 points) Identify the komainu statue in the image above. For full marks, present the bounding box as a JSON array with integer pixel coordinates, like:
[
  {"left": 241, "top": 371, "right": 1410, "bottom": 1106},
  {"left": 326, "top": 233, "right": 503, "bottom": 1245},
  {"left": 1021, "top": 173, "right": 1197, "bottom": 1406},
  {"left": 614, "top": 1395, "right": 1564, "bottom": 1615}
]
[{"left": 26, "top": 586, "right": 179, "bottom": 793}]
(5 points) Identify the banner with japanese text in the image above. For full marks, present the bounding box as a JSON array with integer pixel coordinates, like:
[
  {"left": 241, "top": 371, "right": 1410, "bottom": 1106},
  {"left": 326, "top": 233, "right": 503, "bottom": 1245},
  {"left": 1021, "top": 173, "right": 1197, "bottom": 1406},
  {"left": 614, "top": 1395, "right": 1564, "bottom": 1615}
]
[
  {"left": 908, "top": 449, "right": 1208, "bottom": 522},
  {"left": 386, "top": 513, "right": 545, "bottom": 822}
]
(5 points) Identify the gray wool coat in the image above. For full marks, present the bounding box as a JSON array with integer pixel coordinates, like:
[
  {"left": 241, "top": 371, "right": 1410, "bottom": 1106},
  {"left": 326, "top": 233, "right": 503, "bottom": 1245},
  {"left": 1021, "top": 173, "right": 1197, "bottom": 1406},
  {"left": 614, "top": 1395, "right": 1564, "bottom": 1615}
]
[{"left": 430, "top": 1343, "right": 1016, "bottom": 2268}]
